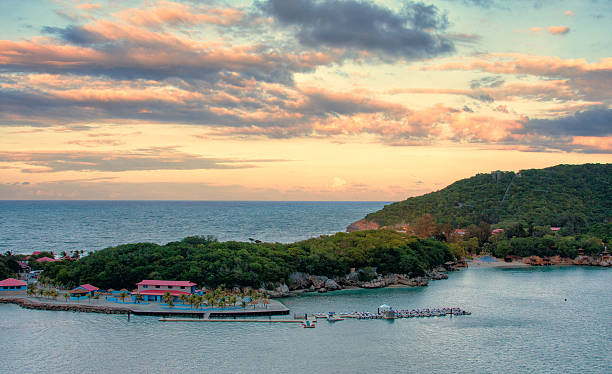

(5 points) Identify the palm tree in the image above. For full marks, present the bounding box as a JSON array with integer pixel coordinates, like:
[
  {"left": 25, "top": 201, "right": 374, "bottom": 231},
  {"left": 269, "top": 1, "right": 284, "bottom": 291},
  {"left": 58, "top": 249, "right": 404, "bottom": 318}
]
[
  {"left": 87, "top": 294, "right": 92, "bottom": 303},
  {"left": 63, "top": 293, "right": 69, "bottom": 303},
  {"left": 179, "top": 294, "right": 188, "bottom": 304},
  {"left": 26, "top": 283, "right": 36, "bottom": 297},
  {"left": 37, "top": 288, "right": 44, "bottom": 298},
  {"left": 162, "top": 291, "right": 172, "bottom": 305},
  {"left": 240, "top": 299, "right": 247, "bottom": 309},
  {"left": 119, "top": 291, "right": 128, "bottom": 303},
  {"left": 135, "top": 293, "right": 144, "bottom": 303},
  {"left": 230, "top": 295, "right": 237, "bottom": 306}
]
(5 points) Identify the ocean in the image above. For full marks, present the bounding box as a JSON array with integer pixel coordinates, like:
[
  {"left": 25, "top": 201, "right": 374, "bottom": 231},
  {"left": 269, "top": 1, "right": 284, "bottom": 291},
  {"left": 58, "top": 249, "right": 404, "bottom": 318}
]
[{"left": 0, "top": 200, "right": 389, "bottom": 254}]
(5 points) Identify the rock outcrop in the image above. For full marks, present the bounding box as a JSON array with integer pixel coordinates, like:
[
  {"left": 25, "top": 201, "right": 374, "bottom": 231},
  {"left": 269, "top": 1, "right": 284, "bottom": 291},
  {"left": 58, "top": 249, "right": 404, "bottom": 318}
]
[{"left": 346, "top": 219, "right": 380, "bottom": 232}]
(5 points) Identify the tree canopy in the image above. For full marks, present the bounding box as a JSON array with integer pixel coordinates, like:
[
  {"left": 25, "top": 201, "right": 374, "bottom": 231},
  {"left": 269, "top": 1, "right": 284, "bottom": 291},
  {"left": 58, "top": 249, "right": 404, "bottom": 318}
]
[{"left": 37, "top": 230, "right": 454, "bottom": 290}]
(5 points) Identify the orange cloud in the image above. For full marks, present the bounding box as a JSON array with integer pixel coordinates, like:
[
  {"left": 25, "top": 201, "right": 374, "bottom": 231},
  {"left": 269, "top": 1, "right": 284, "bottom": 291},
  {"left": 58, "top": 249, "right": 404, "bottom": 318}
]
[
  {"left": 77, "top": 3, "right": 102, "bottom": 10},
  {"left": 116, "top": 1, "right": 244, "bottom": 29},
  {"left": 530, "top": 27, "right": 542, "bottom": 34},
  {"left": 548, "top": 26, "right": 570, "bottom": 35}
]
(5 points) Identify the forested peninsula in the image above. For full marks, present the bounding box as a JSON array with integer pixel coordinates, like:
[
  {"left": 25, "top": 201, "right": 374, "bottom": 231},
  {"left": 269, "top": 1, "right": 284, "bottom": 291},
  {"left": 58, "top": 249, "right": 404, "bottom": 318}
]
[{"left": 24, "top": 231, "right": 454, "bottom": 293}]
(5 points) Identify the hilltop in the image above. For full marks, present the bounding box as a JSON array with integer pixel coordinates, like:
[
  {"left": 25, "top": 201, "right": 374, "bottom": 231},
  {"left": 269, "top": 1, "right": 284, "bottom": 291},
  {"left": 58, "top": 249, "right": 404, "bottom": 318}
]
[{"left": 349, "top": 163, "right": 611, "bottom": 234}]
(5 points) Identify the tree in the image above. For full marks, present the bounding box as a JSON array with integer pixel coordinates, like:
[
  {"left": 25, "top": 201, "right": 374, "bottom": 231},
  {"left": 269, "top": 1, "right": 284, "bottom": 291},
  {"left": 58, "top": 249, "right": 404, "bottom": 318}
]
[
  {"left": 63, "top": 293, "right": 69, "bottom": 303},
  {"left": 119, "top": 291, "right": 128, "bottom": 303},
  {"left": 162, "top": 291, "right": 173, "bottom": 305},
  {"left": 413, "top": 214, "right": 438, "bottom": 238},
  {"left": 179, "top": 294, "right": 188, "bottom": 304}
]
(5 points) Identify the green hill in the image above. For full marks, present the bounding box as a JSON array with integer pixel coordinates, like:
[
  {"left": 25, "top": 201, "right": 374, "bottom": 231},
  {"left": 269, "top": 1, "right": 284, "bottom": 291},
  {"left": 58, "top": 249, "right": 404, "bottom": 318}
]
[{"left": 357, "top": 163, "right": 611, "bottom": 233}]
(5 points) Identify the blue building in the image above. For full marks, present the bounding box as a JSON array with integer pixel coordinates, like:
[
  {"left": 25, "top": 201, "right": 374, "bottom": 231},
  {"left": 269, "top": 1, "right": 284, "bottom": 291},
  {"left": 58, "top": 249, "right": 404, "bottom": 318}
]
[{"left": 0, "top": 278, "right": 27, "bottom": 293}]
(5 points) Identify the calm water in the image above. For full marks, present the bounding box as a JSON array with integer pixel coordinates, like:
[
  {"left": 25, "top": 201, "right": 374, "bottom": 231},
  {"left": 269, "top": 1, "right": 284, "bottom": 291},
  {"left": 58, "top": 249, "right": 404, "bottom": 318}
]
[
  {"left": 1, "top": 267, "right": 610, "bottom": 373},
  {"left": 0, "top": 201, "right": 388, "bottom": 254}
]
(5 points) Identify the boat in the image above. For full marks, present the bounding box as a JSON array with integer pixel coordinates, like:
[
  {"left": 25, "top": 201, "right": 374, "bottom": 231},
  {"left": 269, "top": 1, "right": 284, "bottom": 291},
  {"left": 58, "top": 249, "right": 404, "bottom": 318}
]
[
  {"left": 328, "top": 312, "right": 344, "bottom": 322},
  {"left": 302, "top": 320, "right": 316, "bottom": 328}
]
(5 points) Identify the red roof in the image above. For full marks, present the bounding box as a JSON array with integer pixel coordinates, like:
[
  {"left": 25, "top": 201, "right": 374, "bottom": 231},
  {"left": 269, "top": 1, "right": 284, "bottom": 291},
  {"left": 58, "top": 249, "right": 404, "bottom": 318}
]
[
  {"left": 36, "top": 257, "right": 56, "bottom": 262},
  {"left": 550, "top": 227, "right": 561, "bottom": 231},
  {"left": 0, "top": 278, "right": 27, "bottom": 287},
  {"left": 32, "top": 251, "right": 41, "bottom": 256},
  {"left": 77, "top": 284, "right": 99, "bottom": 292},
  {"left": 134, "top": 289, "right": 191, "bottom": 296},
  {"left": 137, "top": 280, "right": 196, "bottom": 287}
]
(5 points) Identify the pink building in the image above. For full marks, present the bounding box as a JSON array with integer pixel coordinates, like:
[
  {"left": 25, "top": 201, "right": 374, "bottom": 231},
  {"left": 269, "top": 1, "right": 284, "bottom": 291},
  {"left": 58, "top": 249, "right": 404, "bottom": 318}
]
[
  {"left": 134, "top": 280, "right": 196, "bottom": 302},
  {"left": 36, "top": 256, "right": 56, "bottom": 263}
]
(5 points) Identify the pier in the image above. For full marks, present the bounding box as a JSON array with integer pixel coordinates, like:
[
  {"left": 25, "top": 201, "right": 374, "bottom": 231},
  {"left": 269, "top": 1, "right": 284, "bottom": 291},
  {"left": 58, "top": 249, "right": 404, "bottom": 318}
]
[{"left": 159, "top": 317, "right": 305, "bottom": 323}]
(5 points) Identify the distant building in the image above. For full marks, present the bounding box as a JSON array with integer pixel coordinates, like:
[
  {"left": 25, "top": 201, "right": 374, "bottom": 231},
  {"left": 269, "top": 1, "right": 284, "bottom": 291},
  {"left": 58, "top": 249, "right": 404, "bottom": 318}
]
[
  {"left": 550, "top": 227, "right": 561, "bottom": 231},
  {"left": 491, "top": 228, "right": 505, "bottom": 235},
  {"left": 35, "top": 257, "right": 56, "bottom": 263},
  {"left": 455, "top": 229, "right": 467, "bottom": 236},
  {"left": 0, "top": 278, "right": 27, "bottom": 294},
  {"left": 133, "top": 280, "right": 197, "bottom": 302}
]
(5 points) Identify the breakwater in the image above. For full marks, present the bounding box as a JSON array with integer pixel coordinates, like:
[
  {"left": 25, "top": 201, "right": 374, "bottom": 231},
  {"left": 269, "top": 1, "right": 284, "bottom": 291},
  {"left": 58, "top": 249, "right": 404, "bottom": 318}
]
[{"left": 0, "top": 297, "right": 130, "bottom": 314}]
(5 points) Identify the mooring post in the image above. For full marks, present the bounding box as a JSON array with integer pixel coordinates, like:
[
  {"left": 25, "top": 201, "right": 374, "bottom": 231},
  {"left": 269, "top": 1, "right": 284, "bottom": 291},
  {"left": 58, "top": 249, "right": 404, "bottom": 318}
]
[{"left": 128, "top": 311, "right": 131, "bottom": 321}]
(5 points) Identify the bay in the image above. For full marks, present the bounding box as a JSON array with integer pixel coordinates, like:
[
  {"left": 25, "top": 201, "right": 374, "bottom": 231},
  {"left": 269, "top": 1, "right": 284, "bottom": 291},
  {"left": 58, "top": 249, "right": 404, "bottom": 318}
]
[{"left": 1, "top": 267, "right": 610, "bottom": 373}]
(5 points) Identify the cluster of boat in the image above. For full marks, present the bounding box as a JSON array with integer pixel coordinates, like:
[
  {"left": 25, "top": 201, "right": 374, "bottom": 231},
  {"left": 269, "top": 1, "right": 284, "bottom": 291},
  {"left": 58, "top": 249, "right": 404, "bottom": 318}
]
[
  {"left": 394, "top": 307, "right": 471, "bottom": 318},
  {"left": 313, "top": 307, "right": 471, "bottom": 320}
]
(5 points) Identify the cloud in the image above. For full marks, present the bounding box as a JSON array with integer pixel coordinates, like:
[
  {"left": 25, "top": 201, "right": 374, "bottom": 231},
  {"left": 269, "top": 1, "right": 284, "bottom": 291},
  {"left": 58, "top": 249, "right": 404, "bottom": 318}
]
[
  {"left": 530, "top": 27, "right": 542, "bottom": 34},
  {"left": 548, "top": 26, "right": 570, "bottom": 35},
  {"left": 331, "top": 177, "right": 347, "bottom": 190},
  {"left": 469, "top": 76, "right": 505, "bottom": 89},
  {"left": 116, "top": 1, "right": 244, "bottom": 29},
  {"left": 258, "top": 0, "right": 454, "bottom": 60},
  {"left": 4, "top": 17, "right": 340, "bottom": 84},
  {"left": 0, "top": 148, "right": 287, "bottom": 173},
  {"left": 422, "top": 54, "right": 612, "bottom": 103},
  {"left": 517, "top": 108, "right": 612, "bottom": 137}
]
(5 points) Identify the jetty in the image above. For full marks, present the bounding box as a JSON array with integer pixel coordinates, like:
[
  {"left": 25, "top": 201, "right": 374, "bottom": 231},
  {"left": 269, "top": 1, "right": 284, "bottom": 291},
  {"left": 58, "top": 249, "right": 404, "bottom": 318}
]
[{"left": 160, "top": 317, "right": 304, "bottom": 323}]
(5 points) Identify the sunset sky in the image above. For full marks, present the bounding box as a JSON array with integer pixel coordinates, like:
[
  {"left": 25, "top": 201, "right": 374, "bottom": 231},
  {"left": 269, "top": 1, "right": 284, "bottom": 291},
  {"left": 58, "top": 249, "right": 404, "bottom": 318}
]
[{"left": 1, "top": 0, "right": 610, "bottom": 200}]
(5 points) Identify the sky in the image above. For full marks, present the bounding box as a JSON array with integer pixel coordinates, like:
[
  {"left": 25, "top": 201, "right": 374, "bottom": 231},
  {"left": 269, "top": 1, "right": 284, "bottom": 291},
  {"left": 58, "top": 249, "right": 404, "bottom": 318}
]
[{"left": 0, "top": 0, "right": 610, "bottom": 201}]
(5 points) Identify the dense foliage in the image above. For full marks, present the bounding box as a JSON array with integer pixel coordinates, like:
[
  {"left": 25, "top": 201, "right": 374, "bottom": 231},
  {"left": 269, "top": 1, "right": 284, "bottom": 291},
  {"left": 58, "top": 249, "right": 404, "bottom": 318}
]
[
  {"left": 364, "top": 163, "right": 611, "bottom": 232},
  {"left": 38, "top": 231, "right": 454, "bottom": 289},
  {"left": 0, "top": 253, "right": 21, "bottom": 279}
]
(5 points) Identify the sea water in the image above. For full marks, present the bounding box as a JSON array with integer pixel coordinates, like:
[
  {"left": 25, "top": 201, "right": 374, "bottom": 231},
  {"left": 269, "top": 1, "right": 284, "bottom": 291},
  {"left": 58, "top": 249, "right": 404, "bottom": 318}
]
[
  {"left": 0, "top": 201, "right": 388, "bottom": 253},
  {"left": 0, "top": 267, "right": 610, "bottom": 373}
]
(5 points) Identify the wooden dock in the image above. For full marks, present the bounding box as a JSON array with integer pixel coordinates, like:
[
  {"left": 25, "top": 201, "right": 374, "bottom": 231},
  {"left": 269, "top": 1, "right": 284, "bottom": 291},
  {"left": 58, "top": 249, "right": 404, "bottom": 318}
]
[{"left": 159, "top": 317, "right": 305, "bottom": 323}]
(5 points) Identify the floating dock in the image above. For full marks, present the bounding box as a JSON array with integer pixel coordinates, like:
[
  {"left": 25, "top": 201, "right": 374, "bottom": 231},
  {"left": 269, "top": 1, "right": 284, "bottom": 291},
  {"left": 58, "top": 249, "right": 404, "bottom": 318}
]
[{"left": 159, "top": 318, "right": 304, "bottom": 323}]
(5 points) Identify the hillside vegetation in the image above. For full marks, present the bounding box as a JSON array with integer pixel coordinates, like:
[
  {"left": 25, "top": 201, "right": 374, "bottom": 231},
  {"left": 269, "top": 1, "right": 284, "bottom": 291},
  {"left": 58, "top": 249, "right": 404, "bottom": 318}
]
[
  {"left": 37, "top": 231, "right": 453, "bottom": 290},
  {"left": 360, "top": 163, "right": 611, "bottom": 233}
]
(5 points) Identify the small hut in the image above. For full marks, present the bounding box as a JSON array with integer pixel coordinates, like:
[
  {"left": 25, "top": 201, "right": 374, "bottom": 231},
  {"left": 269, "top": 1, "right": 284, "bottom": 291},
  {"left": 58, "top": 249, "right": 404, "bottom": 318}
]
[{"left": 70, "top": 284, "right": 99, "bottom": 297}]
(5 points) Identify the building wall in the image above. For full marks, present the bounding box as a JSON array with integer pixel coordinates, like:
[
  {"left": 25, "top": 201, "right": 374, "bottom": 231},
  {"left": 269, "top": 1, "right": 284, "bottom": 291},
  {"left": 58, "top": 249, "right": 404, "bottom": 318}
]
[
  {"left": 0, "top": 286, "right": 26, "bottom": 295},
  {"left": 137, "top": 284, "right": 194, "bottom": 293}
]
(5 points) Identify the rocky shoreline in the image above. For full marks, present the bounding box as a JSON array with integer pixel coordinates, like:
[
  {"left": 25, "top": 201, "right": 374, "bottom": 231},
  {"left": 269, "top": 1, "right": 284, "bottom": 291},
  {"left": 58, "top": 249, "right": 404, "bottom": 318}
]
[
  {"left": 262, "top": 265, "right": 454, "bottom": 298},
  {"left": 0, "top": 297, "right": 130, "bottom": 314}
]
